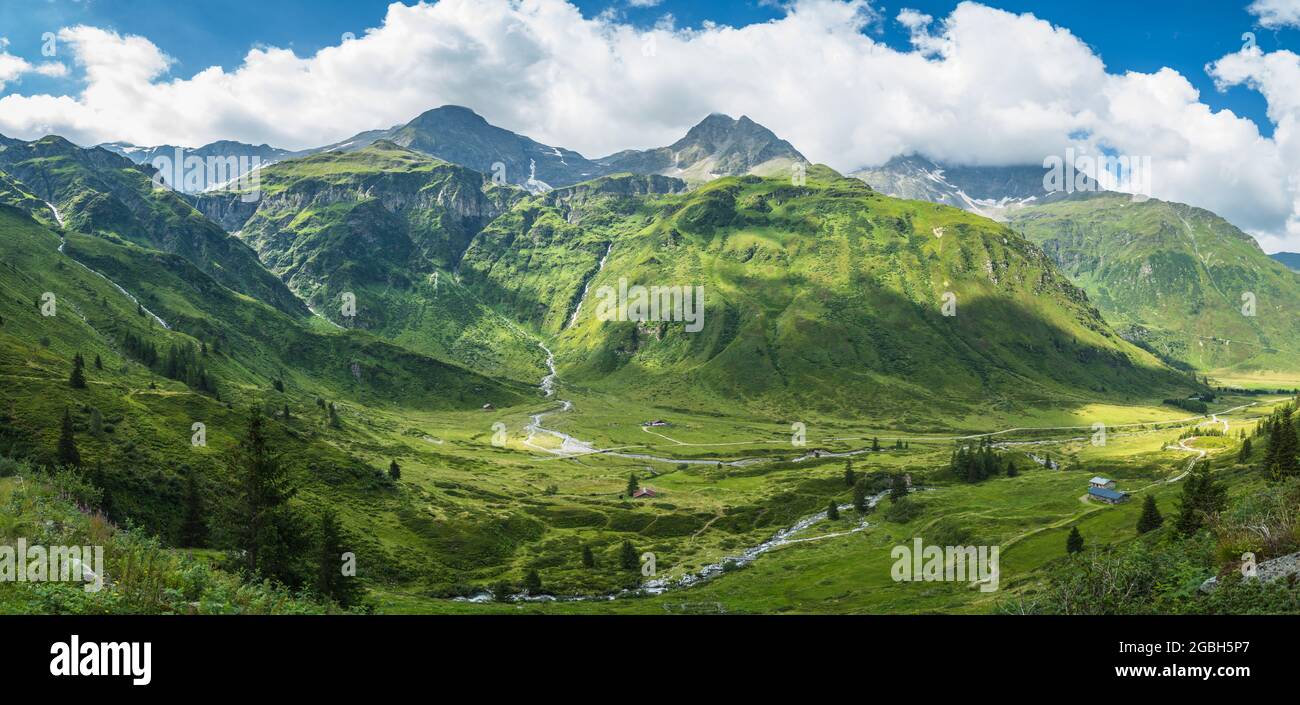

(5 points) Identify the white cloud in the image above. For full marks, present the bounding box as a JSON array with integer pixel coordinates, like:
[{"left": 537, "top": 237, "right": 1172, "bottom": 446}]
[
  {"left": 0, "top": 0, "right": 1297, "bottom": 249},
  {"left": 0, "top": 35, "right": 67, "bottom": 91},
  {"left": 1249, "top": 0, "right": 1300, "bottom": 29}
]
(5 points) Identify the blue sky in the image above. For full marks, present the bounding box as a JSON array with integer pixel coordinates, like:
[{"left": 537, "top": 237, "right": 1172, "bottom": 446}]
[
  {"left": 1, "top": 0, "right": 1299, "bottom": 248},
  {"left": 3, "top": 0, "right": 1293, "bottom": 136}
]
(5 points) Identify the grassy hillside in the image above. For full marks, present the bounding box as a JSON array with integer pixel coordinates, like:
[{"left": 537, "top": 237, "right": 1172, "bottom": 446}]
[
  {"left": 463, "top": 168, "right": 1200, "bottom": 424},
  {"left": 198, "top": 141, "right": 544, "bottom": 383},
  {"left": 0, "top": 137, "right": 307, "bottom": 317},
  {"left": 1007, "top": 192, "right": 1300, "bottom": 384}
]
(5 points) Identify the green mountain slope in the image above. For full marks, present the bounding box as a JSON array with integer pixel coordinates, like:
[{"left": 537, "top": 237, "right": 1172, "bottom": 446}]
[
  {"left": 0, "top": 136, "right": 307, "bottom": 317},
  {"left": 194, "top": 141, "right": 545, "bottom": 382},
  {"left": 1006, "top": 192, "right": 1300, "bottom": 378},
  {"left": 0, "top": 201, "right": 529, "bottom": 565},
  {"left": 462, "top": 167, "right": 1197, "bottom": 421}
]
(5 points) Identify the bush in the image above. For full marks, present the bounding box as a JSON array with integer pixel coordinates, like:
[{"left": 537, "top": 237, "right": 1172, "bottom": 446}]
[{"left": 883, "top": 497, "right": 921, "bottom": 523}]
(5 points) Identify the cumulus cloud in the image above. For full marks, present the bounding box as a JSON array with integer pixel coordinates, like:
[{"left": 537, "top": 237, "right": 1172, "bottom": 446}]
[
  {"left": 0, "top": 37, "right": 67, "bottom": 91},
  {"left": 1249, "top": 0, "right": 1300, "bottom": 29},
  {"left": 0, "top": 0, "right": 1297, "bottom": 248}
]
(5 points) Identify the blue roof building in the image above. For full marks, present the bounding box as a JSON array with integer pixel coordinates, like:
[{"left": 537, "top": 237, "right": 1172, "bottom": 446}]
[{"left": 1088, "top": 486, "right": 1129, "bottom": 504}]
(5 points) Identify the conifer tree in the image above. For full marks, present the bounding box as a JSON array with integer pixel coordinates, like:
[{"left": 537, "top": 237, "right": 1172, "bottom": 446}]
[
  {"left": 524, "top": 569, "right": 542, "bottom": 595},
  {"left": 872, "top": 437, "right": 881, "bottom": 452},
  {"left": 843, "top": 460, "right": 856, "bottom": 487},
  {"left": 1175, "top": 466, "right": 1227, "bottom": 535},
  {"left": 852, "top": 481, "right": 869, "bottom": 512},
  {"left": 316, "top": 508, "right": 362, "bottom": 608},
  {"left": 57, "top": 407, "right": 80, "bottom": 467},
  {"left": 1238, "top": 436, "right": 1252, "bottom": 464},
  {"left": 388, "top": 459, "right": 401, "bottom": 480},
  {"left": 93, "top": 354, "right": 103, "bottom": 370},
  {"left": 69, "top": 352, "right": 86, "bottom": 389},
  {"left": 1136, "top": 494, "right": 1163, "bottom": 534},
  {"left": 826, "top": 500, "right": 839, "bottom": 520},
  {"left": 581, "top": 545, "right": 595, "bottom": 568},
  {"left": 1066, "top": 526, "right": 1084, "bottom": 555},
  {"left": 890, "top": 473, "right": 908, "bottom": 503},
  {"left": 626, "top": 472, "right": 639, "bottom": 497},
  {"left": 228, "top": 406, "right": 303, "bottom": 584},
  {"left": 620, "top": 540, "right": 638, "bottom": 570},
  {"left": 181, "top": 467, "right": 208, "bottom": 547}
]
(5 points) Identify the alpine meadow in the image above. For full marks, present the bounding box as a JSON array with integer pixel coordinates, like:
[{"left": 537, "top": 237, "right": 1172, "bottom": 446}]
[{"left": 5, "top": 0, "right": 1300, "bottom": 643}]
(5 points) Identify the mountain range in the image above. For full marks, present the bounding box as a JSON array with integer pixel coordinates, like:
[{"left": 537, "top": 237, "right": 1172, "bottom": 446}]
[
  {"left": 11, "top": 102, "right": 1299, "bottom": 614},
  {"left": 100, "top": 106, "right": 808, "bottom": 195}
]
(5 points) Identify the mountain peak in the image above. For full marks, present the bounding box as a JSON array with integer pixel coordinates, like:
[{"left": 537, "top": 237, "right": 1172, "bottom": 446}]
[{"left": 408, "top": 104, "right": 490, "bottom": 127}]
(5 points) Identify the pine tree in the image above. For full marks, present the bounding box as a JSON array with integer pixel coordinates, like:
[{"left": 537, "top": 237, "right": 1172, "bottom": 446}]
[
  {"left": 626, "top": 472, "right": 639, "bottom": 497},
  {"left": 328, "top": 402, "right": 341, "bottom": 428},
  {"left": 620, "top": 540, "right": 638, "bottom": 570},
  {"left": 843, "top": 460, "right": 856, "bottom": 487},
  {"left": 88, "top": 407, "right": 104, "bottom": 437},
  {"left": 1136, "top": 494, "right": 1163, "bottom": 534},
  {"left": 1066, "top": 526, "right": 1084, "bottom": 555},
  {"left": 228, "top": 406, "right": 303, "bottom": 584},
  {"left": 282, "top": 404, "right": 291, "bottom": 420},
  {"left": 523, "top": 569, "right": 542, "bottom": 595},
  {"left": 388, "top": 459, "right": 401, "bottom": 481},
  {"left": 93, "top": 354, "right": 102, "bottom": 370},
  {"left": 181, "top": 467, "right": 208, "bottom": 547},
  {"left": 493, "top": 580, "right": 512, "bottom": 602},
  {"left": 581, "top": 545, "right": 595, "bottom": 568},
  {"left": 872, "top": 437, "right": 881, "bottom": 452},
  {"left": 826, "top": 500, "right": 839, "bottom": 520},
  {"left": 1175, "top": 466, "right": 1228, "bottom": 536},
  {"left": 69, "top": 353, "right": 86, "bottom": 389},
  {"left": 1237, "top": 436, "right": 1252, "bottom": 464},
  {"left": 316, "top": 508, "right": 362, "bottom": 608},
  {"left": 890, "top": 473, "right": 908, "bottom": 503},
  {"left": 57, "top": 407, "right": 80, "bottom": 467},
  {"left": 852, "top": 481, "right": 869, "bottom": 512}
]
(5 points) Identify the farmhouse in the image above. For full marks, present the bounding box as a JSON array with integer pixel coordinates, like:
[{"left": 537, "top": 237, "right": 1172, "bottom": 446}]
[
  {"left": 632, "top": 487, "right": 657, "bottom": 499},
  {"left": 1087, "top": 486, "right": 1129, "bottom": 504},
  {"left": 641, "top": 420, "right": 670, "bottom": 427},
  {"left": 1089, "top": 476, "right": 1116, "bottom": 490}
]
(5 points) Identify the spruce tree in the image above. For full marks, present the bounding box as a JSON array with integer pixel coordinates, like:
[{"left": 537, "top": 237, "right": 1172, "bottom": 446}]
[
  {"left": 388, "top": 459, "right": 401, "bottom": 480},
  {"left": 852, "top": 481, "right": 869, "bottom": 512},
  {"left": 620, "top": 540, "right": 638, "bottom": 570},
  {"left": 1175, "top": 466, "right": 1228, "bottom": 535},
  {"left": 826, "top": 500, "right": 839, "bottom": 520},
  {"left": 181, "top": 467, "right": 208, "bottom": 547},
  {"left": 1066, "top": 526, "right": 1084, "bottom": 555},
  {"left": 1136, "top": 494, "right": 1163, "bottom": 534},
  {"left": 872, "top": 437, "right": 881, "bottom": 452},
  {"left": 581, "top": 545, "right": 595, "bottom": 568},
  {"left": 93, "top": 354, "right": 103, "bottom": 370},
  {"left": 524, "top": 569, "right": 542, "bottom": 595},
  {"left": 316, "top": 508, "right": 362, "bottom": 608},
  {"left": 1237, "top": 437, "right": 1251, "bottom": 464},
  {"left": 228, "top": 406, "right": 303, "bottom": 584},
  {"left": 626, "top": 472, "right": 639, "bottom": 497},
  {"left": 69, "top": 353, "right": 86, "bottom": 389},
  {"left": 57, "top": 407, "right": 80, "bottom": 467},
  {"left": 890, "top": 473, "right": 908, "bottom": 503},
  {"left": 843, "top": 460, "right": 856, "bottom": 487}
]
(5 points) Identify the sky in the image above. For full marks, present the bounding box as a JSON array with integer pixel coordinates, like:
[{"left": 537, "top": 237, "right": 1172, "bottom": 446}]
[{"left": 1, "top": 0, "right": 1300, "bottom": 250}]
